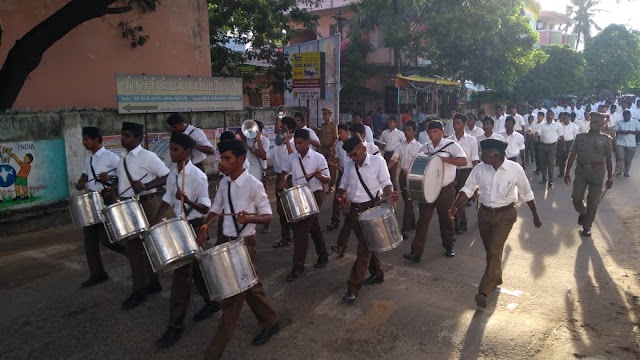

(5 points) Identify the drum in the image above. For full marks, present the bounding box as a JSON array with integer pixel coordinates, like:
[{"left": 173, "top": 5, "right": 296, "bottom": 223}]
[
  {"left": 198, "top": 239, "right": 258, "bottom": 301},
  {"left": 279, "top": 184, "right": 320, "bottom": 223},
  {"left": 407, "top": 154, "right": 444, "bottom": 203},
  {"left": 102, "top": 197, "right": 149, "bottom": 243},
  {"left": 143, "top": 217, "right": 199, "bottom": 272},
  {"left": 68, "top": 192, "right": 105, "bottom": 228},
  {"left": 358, "top": 205, "right": 403, "bottom": 252}
]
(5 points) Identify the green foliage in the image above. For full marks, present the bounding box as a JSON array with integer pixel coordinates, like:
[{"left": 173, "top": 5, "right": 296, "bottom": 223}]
[
  {"left": 515, "top": 45, "right": 587, "bottom": 101},
  {"left": 340, "top": 15, "right": 377, "bottom": 110},
  {"left": 583, "top": 24, "right": 640, "bottom": 92}
]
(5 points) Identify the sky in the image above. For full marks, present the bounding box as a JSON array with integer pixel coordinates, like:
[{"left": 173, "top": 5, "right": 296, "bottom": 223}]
[{"left": 538, "top": 0, "right": 639, "bottom": 32}]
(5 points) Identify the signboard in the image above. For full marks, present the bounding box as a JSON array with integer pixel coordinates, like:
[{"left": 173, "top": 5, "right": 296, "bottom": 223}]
[
  {"left": 115, "top": 73, "right": 243, "bottom": 114},
  {"left": 291, "top": 52, "right": 325, "bottom": 100}
]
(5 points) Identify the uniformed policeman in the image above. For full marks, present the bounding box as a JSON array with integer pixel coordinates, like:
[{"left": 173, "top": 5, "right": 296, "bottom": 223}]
[{"left": 564, "top": 112, "right": 614, "bottom": 237}]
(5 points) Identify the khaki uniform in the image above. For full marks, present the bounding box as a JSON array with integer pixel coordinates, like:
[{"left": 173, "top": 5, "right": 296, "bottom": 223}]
[{"left": 569, "top": 131, "right": 612, "bottom": 229}]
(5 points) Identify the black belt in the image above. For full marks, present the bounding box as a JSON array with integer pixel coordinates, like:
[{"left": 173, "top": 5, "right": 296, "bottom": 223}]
[{"left": 480, "top": 203, "right": 515, "bottom": 213}]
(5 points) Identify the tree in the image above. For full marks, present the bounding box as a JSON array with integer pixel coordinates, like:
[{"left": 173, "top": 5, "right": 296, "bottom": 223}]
[
  {"left": 340, "top": 14, "right": 377, "bottom": 112},
  {"left": 583, "top": 24, "right": 640, "bottom": 93},
  {"left": 515, "top": 45, "right": 587, "bottom": 101},
  {"left": 566, "top": 0, "right": 602, "bottom": 50},
  {"left": 0, "top": 0, "right": 159, "bottom": 111}
]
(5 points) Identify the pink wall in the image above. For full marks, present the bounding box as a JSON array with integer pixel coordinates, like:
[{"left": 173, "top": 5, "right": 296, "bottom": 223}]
[{"left": 0, "top": 0, "right": 211, "bottom": 111}]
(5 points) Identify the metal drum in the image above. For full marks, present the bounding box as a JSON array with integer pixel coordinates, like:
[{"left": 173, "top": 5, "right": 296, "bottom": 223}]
[
  {"left": 407, "top": 154, "right": 444, "bottom": 203},
  {"left": 280, "top": 184, "right": 319, "bottom": 223},
  {"left": 198, "top": 239, "right": 258, "bottom": 301},
  {"left": 358, "top": 205, "right": 403, "bottom": 252},
  {"left": 68, "top": 192, "right": 106, "bottom": 228},
  {"left": 102, "top": 197, "right": 149, "bottom": 243},
  {"left": 143, "top": 217, "right": 199, "bottom": 272}
]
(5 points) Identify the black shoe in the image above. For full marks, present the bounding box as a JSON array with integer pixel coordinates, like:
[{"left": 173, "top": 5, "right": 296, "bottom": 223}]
[
  {"left": 252, "top": 322, "right": 280, "bottom": 346},
  {"left": 401, "top": 230, "right": 409, "bottom": 239},
  {"left": 445, "top": 246, "right": 456, "bottom": 257},
  {"left": 454, "top": 226, "right": 464, "bottom": 235},
  {"left": 403, "top": 252, "right": 421, "bottom": 263},
  {"left": 314, "top": 257, "right": 329, "bottom": 269},
  {"left": 363, "top": 274, "right": 384, "bottom": 285},
  {"left": 342, "top": 290, "right": 358, "bottom": 303},
  {"left": 192, "top": 302, "right": 221, "bottom": 322},
  {"left": 261, "top": 224, "right": 271, "bottom": 233},
  {"left": 156, "top": 327, "right": 183, "bottom": 348},
  {"left": 81, "top": 273, "right": 109, "bottom": 288},
  {"left": 326, "top": 221, "right": 340, "bottom": 231},
  {"left": 286, "top": 268, "right": 304, "bottom": 282},
  {"left": 557, "top": 173, "right": 564, "bottom": 178},
  {"left": 581, "top": 227, "right": 592, "bottom": 237},
  {"left": 145, "top": 282, "right": 162, "bottom": 295},
  {"left": 547, "top": 182, "right": 553, "bottom": 187},
  {"left": 475, "top": 293, "right": 487, "bottom": 308},
  {"left": 577, "top": 214, "right": 585, "bottom": 226},
  {"left": 122, "top": 291, "right": 147, "bottom": 310},
  {"left": 624, "top": 173, "right": 630, "bottom": 177},
  {"left": 461, "top": 221, "right": 468, "bottom": 232}
]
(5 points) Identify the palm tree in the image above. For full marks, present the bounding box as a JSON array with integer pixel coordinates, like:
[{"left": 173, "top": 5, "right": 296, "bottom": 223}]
[
  {"left": 523, "top": 0, "right": 541, "bottom": 17},
  {"left": 566, "top": 0, "right": 603, "bottom": 50}
]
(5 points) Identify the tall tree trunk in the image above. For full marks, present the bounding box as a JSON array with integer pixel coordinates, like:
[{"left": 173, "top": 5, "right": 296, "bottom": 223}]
[{"left": 0, "top": 0, "right": 130, "bottom": 110}]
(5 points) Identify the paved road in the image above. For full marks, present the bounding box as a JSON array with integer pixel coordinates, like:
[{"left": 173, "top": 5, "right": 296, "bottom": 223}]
[{"left": 1, "top": 164, "right": 639, "bottom": 360}]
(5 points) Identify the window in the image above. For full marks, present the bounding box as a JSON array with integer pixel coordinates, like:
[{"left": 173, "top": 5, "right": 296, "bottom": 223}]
[
  {"left": 329, "top": 24, "right": 339, "bottom": 36},
  {"left": 536, "top": 21, "right": 544, "bottom": 30}
]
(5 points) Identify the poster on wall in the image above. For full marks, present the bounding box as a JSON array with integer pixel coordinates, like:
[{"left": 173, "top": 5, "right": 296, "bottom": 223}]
[{"left": 0, "top": 139, "right": 69, "bottom": 210}]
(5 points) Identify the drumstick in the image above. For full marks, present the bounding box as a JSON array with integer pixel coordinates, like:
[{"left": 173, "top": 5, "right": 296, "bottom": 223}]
[
  {"left": 180, "top": 161, "right": 186, "bottom": 213},
  {"left": 219, "top": 213, "right": 256, "bottom": 216},
  {"left": 294, "top": 168, "right": 329, "bottom": 181},
  {"left": 374, "top": 191, "right": 401, "bottom": 206},
  {"left": 118, "top": 173, "right": 148, "bottom": 197},
  {"left": 89, "top": 168, "right": 117, "bottom": 182}
]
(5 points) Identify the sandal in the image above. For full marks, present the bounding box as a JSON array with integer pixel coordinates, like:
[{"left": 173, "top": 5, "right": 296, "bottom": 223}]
[
  {"left": 330, "top": 245, "right": 345, "bottom": 257},
  {"left": 272, "top": 238, "right": 291, "bottom": 248}
]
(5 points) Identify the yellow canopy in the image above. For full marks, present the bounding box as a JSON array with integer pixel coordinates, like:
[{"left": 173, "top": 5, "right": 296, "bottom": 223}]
[{"left": 395, "top": 74, "right": 461, "bottom": 87}]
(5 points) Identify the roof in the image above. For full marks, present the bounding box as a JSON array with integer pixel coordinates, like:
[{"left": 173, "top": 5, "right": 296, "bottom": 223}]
[
  {"left": 395, "top": 74, "right": 461, "bottom": 87},
  {"left": 538, "top": 10, "right": 571, "bottom": 24}
]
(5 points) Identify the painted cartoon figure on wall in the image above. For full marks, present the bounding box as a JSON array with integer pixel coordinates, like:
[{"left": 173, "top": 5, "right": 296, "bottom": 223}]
[{"left": 10, "top": 152, "right": 33, "bottom": 200}]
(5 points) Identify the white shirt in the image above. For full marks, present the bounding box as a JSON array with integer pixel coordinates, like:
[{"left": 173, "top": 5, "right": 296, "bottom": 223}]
[
  {"left": 552, "top": 106, "right": 564, "bottom": 119},
  {"left": 282, "top": 149, "right": 329, "bottom": 192},
  {"left": 379, "top": 128, "right": 406, "bottom": 153},
  {"left": 421, "top": 138, "right": 467, "bottom": 187},
  {"left": 339, "top": 153, "right": 392, "bottom": 203},
  {"left": 609, "top": 112, "right": 621, "bottom": 128},
  {"left": 575, "top": 119, "right": 590, "bottom": 134},
  {"left": 465, "top": 125, "right": 484, "bottom": 138},
  {"left": 448, "top": 133, "right": 479, "bottom": 169},
  {"left": 118, "top": 145, "right": 170, "bottom": 198},
  {"left": 498, "top": 131, "right": 525, "bottom": 158},
  {"left": 535, "top": 121, "right": 564, "bottom": 144},
  {"left": 211, "top": 170, "right": 272, "bottom": 238},
  {"left": 461, "top": 160, "right": 535, "bottom": 208},
  {"left": 363, "top": 124, "right": 374, "bottom": 144},
  {"left": 444, "top": 119, "right": 455, "bottom": 137},
  {"left": 575, "top": 108, "right": 585, "bottom": 120},
  {"left": 247, "top": 136, "right": 271, "bottom": 170},
  {"left": 391, "top": 139, "right": 423, "bottom": 172},
  {"left": 273, "top": 137, "right": 294, "bottom": 173},
  {"left": 162, "top": 161, "right": 211, "bottom": 220},
  {"left": 417, "top": 131, "right": 429, "bottom": 145},
  {"left": 83, "top": 147, "right": 120, "bottom": 192},
  {"left": 510, "top": 114, "right": 526, "bottom": 132},
  {"left": 183, "top": 124, "right": 212, "bottom": 165},
  {"left": 336, "top": 140, "right": 349, "bottom": 168},
  {"left": 363, "top": 141, "right": 382, "bottom": 156},
  {"left": 534, "top": 108, "right": 547, "bottom": 118},
  {"left": 300, "top": 126, "right": 320, "bottom": 145},
  {"left": 476, "top": 132, "right": 505, "bottom": 156},
  {"left": 562, "top": 122, "right": 580, "bottom": 141},
  {"left": 631, "top": 108, "right": 640, "bottom": 120},
  {"left": 495, "top": 115, "right": 507, "bottom": 133}
]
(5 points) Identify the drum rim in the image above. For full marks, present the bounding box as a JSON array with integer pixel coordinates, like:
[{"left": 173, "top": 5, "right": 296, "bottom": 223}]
[
  {"left": 209, "top": 279, "right": 259, "bottom": 301},
  {"left": 104, "top": 197, "right": 140, "bottom": 209},
  {"left": 147, "top": 216, "right": 190, "bottom": 231}
]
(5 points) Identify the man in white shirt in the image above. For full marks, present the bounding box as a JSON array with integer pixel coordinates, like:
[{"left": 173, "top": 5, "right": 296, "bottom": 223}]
[
  {"left": 494, "top": 106, "right": 507, "bottom": 133},
  {"left": 444, "top": 108, "right": 457, "bottom": 137},
  {"left": 552, "top": 100, "right": 563, "bottom": 120},
  {"left": 379, "top": 116, "right": 406, "bottom": 190},
  {"left": 525, "top": 113, "right": 537, "bottom": 165},
  {"left": 575, "top": 111, "right": 591, "bottom": 134},
  {"left": 632, "top": 100, "right": 640, "bottom": 120},
  {"left": 353, "top": 111, "right": 374, "bottom": 143},
  {"left": 465, "top": 113, "right": 484, "bottom": 138},
  {"left": 246, "top": 120, "right": 272, "bottom": 233},
  {"left": 404, "top": 121, "right": 467, "bottom": 263},
  {"left": 535, "top": 110, "right": 564, "bottom": 186},
  {"left": 449, "top": 139, "right": 541, "bottom": 308},
  {"left": 327, "top": 124, "right": 352, "bottom": 233},
  {"left": 476, "top": 117, "right": 505, "bottom": 157},
  {"left": 387, "top": 121, "right": 423, "bottom": 238},
  {"left": 575, "top": 103, "right": 585, "bottom": 121},
  {"left": 75, "top": 127, "right": 124, "bottom": 288},
  {"left": 614, "top": 110, "right": 640, "bottom": 177},
  {"left": 149, "top": 132, "right": 219, "bottom": 348},
  {"left": 534, "top": 102, "right": 547, "bottom": 118},
  {"left": 499, "top": 116, "right": 526, "bottom": 168},
  {"left": 351, "top": 123, "right": 381, "bottom": 156},
  {"left": 166, "top": 113, "right": 214, "bottom": 171},
  {"left": 609, "top": 105, "right": 621, "bottom": 128},
  {"left": 508, "top": 105, "right": 526, "bottom": 134},
  {"left": 272, "top": 117, "right": 297, "bottom": 248},
  {"left": 448, "top": 114, "right": 479, "bottom": 235},
  {"left": 196, "top": 139, "right": 279, "bottom": 358},
  {"left": 293, "top": 112, "right": 321, "bottom": 148},
  {"left": 418, "top": 120, "right": 430, "bottom": 144},
  {"left": 117, "top": 122, "right": 170, "bottom": 310},
  {"left": 530, "top": 112, "right": 546, "bottom": 174},
  {"left": 279, "top": 129, "right": 331, "bottom": 281},
  {"left": 336, "top": 136, "right": 398, "bottom": 303},
  {"left": 558, "top": 112, "right": 580, "bottom": 177}
]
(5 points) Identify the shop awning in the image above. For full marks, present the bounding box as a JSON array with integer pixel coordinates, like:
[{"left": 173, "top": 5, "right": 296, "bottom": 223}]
[{"left": 395, "top": 74, "right": 461, "bottom": 87}]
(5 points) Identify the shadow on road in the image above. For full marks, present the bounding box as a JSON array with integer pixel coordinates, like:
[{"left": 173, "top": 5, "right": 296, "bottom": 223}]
[{"left": 458, "top": 293, "right": 501, "bottom": 360}]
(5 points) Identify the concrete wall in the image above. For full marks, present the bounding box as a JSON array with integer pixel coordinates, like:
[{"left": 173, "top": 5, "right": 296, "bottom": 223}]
[{"left": 0, "top": 0, "right": 211, "bottom": 111}]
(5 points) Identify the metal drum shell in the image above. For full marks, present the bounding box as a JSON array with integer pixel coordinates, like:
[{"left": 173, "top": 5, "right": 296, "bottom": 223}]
[
  {"left": 102, "top": 198, "right": 149, "bottom": 243},
  {"left": 68, "top": 192, "right": 106, "bottom": 228},
  {"left": 358, "top": 205, "right": 403, "bottom": 252},
  {"left": 198, "top": 240, "right": 258, "bottom": 301},
  {"left": 279, "top": 184, "right": 319, "bottom": 223},
  {"left": 143, "top": 217, "right": 199, "bottom": 273},
  {"left": 407, "top": 154, "right": 444, "bottom": 203}
]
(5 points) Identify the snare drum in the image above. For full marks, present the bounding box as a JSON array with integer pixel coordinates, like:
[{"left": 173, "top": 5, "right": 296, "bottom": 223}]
[
  {"left": 280, "top": 184, "right": 320, "bottom": 223},
  {"left": 102, "top": 197, "right": 149, "bottom": 243},
  {"left": 358, "top": 205, "right": 403, "bottom": 252},
  {"left": 198, "top": 239, "right": 258, "bottom": 301},
  {"left": 68, "top": 192, "right": 105, "bottom": 228},
  {"left": 143, "top": 217, "right": 199, "bottom": 272},
  {"left": 407, "top": 154, "right": 444, "bottom": 203}
]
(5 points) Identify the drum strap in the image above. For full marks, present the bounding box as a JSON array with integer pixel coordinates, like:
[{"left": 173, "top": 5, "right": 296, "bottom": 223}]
[
  {"left": 227, "top": 179, "right": 247, "bottom": 237},
  {"left": 355, "top": 164, "right": 379, "bottom": 202},
  {"left": 297, "top": 156, "right": 309, "bottom": 182},
  {"left": 90, "top": 156, "right": 111, "bottom": 188},
  {"left": 122, "top": 157, "right": 135, "bottom": 188},
  {"left": 429, "top": 141, "right": 455, "bottom": 155}
]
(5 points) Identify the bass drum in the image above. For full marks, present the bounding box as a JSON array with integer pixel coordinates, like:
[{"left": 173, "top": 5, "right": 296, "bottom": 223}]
[{"left": 406, "top": 154, "right": 444, "bottom": 203}]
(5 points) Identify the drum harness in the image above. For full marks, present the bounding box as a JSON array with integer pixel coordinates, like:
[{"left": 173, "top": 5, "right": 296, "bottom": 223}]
[
  {"left": 226, "top": 178, "right": 247, "bottom": 240},
  {"left": 354, "top": 162, "right": 380, "bottom": 212},
  {"left": 90, "top": 156, "right": 116, "bottom": 204}
]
